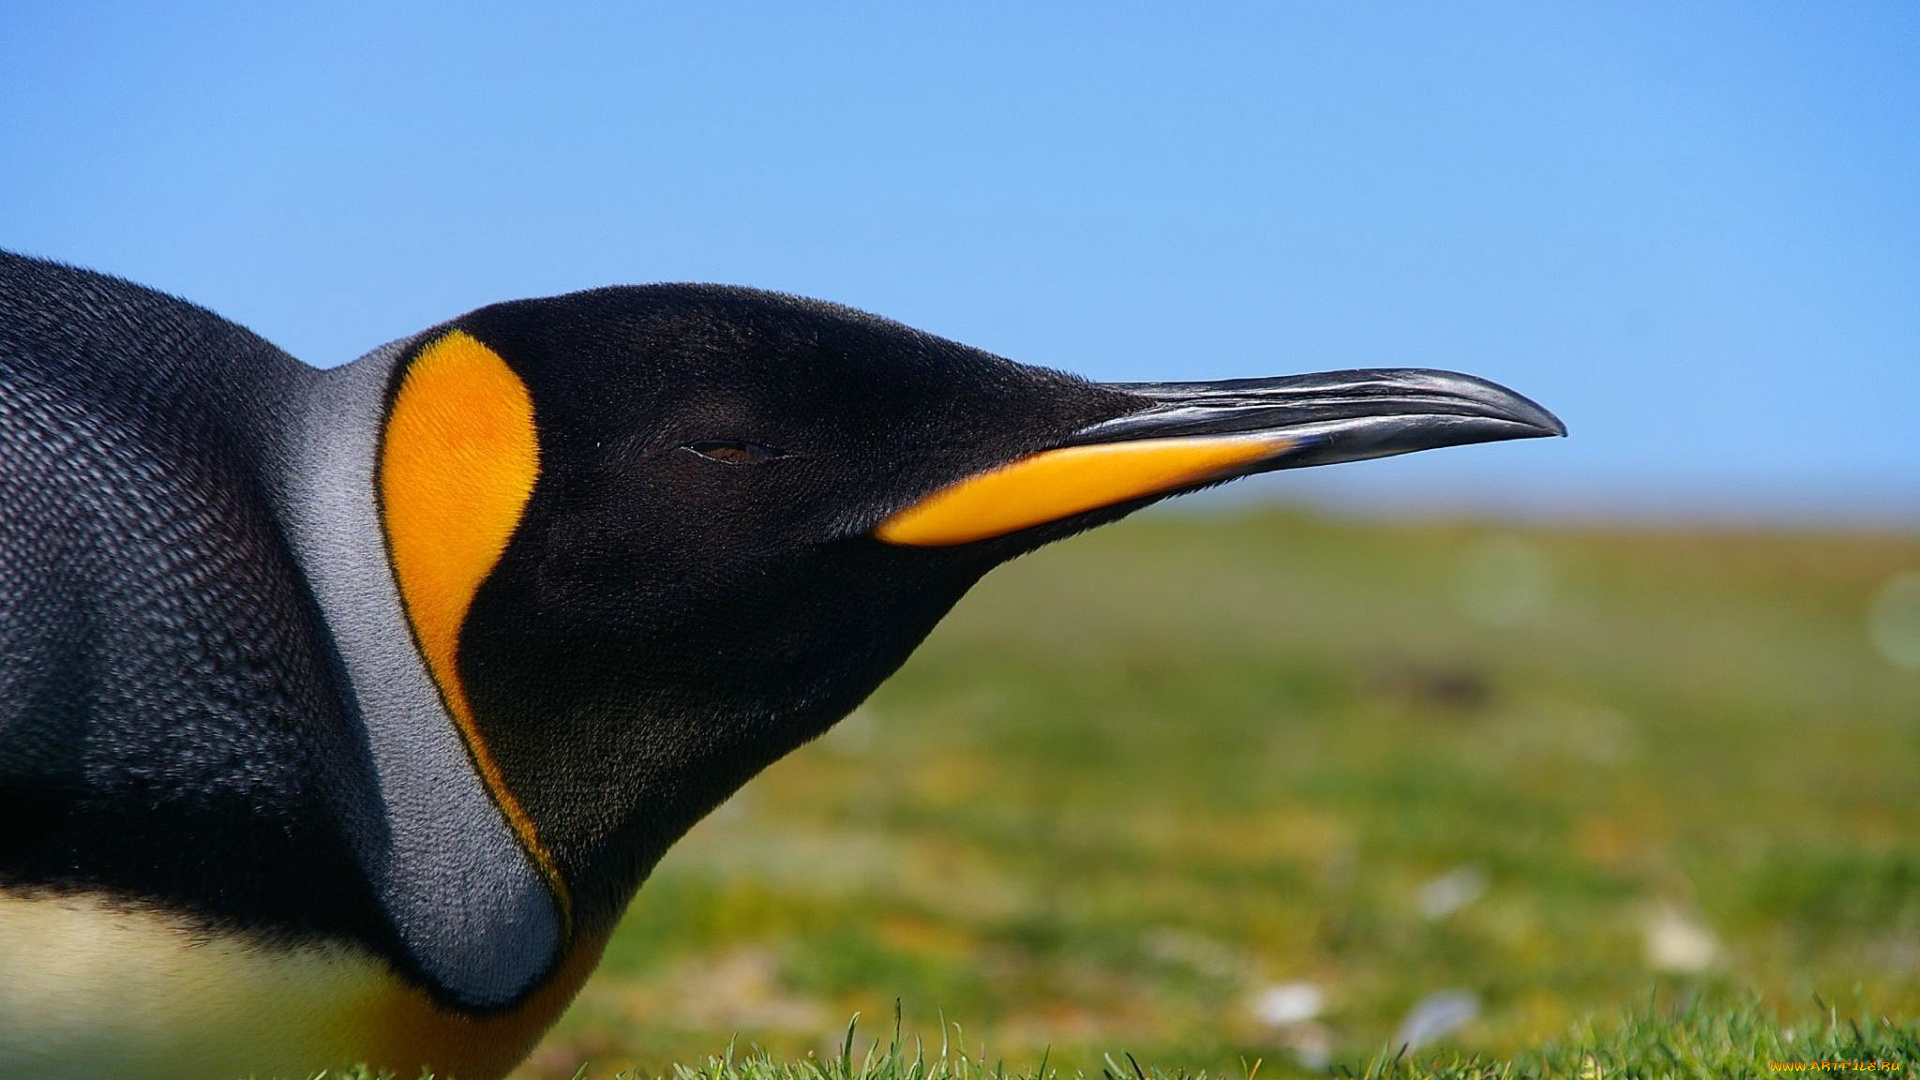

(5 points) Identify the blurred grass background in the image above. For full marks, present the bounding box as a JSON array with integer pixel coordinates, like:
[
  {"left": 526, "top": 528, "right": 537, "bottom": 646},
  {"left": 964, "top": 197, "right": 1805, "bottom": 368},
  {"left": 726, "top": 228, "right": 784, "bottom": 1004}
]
[{"left": 517, "top": 507, "right": 1920, "bottom": 1078}]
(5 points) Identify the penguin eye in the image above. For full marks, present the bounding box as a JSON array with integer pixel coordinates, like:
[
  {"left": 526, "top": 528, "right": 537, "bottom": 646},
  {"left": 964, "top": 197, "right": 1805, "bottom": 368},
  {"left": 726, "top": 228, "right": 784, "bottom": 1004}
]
[{"left": 682, "top": 439, "right": 791, "bottom": 466}]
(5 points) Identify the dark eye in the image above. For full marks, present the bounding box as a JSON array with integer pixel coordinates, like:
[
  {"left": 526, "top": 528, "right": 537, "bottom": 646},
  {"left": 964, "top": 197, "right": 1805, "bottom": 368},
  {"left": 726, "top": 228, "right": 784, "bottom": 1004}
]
[{"left": 682, "top": 439, "right": 791, "bottom": 466}]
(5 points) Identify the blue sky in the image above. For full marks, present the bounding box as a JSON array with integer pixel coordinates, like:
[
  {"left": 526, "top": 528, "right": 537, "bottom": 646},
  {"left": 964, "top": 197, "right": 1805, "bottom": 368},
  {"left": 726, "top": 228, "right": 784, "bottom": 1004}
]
[{"left": 3, "top": 3, "right": 1916, "bottom": 523}]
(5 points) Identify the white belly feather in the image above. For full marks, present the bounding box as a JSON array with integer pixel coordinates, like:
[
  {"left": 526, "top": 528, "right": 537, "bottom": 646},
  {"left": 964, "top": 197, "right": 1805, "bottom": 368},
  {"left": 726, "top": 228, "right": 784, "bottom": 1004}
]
[{"left": 0, "top": 890, "right": 404, "bottom": 1079}]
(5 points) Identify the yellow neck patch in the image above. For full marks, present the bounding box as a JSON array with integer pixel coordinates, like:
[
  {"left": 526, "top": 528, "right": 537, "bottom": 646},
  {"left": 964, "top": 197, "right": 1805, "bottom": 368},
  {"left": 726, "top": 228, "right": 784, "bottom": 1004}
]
[{"left": 378, "top": 329, "right": 571, "bottom": 927}]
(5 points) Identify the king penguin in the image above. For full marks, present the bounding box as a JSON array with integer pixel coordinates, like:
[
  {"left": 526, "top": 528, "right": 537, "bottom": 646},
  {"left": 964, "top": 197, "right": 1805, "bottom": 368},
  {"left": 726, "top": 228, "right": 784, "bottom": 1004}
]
[{"left": 0, "top": 249, "right": 1563, "bottom": 1079}]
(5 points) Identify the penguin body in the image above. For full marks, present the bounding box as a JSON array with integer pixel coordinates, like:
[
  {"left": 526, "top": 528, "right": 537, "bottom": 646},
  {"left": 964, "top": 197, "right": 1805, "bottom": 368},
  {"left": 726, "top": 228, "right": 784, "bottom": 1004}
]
[
  {"left": 0, "top": 254, "right": 582, "bottom": 1077},
  {"left": 0, "top": 892, "right": 600, "bottom": 1080},
  {"left": 0, "top": 251, "right": 1562, "bottom": 1078}
]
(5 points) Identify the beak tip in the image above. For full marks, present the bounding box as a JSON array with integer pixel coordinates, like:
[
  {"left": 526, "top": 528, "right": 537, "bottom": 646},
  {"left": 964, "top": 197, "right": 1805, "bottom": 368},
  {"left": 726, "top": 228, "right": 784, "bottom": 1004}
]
[{"left": 1528, "top": 408, "right": 1569, "bottom": 440}]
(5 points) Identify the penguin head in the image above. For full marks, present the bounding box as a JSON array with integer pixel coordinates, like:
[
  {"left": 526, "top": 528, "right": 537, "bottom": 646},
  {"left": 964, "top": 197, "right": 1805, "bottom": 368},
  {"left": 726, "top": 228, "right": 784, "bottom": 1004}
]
[{"left": 376, "top": 285, "right": 1563, "bottom": 931}]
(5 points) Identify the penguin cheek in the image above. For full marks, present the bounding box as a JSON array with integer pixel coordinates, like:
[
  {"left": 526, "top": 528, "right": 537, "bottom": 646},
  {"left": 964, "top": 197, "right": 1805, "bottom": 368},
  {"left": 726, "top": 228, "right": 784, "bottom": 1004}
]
[{"left": 527, "top": 517, "right": 628, "bottom": 605}]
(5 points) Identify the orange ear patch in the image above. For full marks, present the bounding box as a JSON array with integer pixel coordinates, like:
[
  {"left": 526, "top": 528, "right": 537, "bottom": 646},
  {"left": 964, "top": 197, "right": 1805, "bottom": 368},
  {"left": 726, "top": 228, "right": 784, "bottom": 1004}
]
[{"left": 378, "top": 329, "right": 570, "bottom": 927}]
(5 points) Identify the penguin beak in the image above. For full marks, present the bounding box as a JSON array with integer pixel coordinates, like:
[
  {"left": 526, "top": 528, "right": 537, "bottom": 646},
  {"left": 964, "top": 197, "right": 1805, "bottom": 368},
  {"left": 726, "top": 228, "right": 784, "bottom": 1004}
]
[{"left": 875, "top": 368, "right": 1565, "bottom": 547}]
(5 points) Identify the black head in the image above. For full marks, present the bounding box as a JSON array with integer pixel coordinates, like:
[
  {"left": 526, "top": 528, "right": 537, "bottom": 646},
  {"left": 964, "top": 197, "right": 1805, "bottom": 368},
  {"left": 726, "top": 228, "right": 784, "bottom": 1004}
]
[
  {"left": 381, "top": 284, "right": 1562, "bottom": 932},
  {"left": 413, "top": 286, "right": 1125, "bottom": 930}
]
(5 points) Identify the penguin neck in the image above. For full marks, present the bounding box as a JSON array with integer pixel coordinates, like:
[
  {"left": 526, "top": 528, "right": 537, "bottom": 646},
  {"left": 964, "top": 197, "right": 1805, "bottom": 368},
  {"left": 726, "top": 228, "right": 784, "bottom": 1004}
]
[{"left": 267, "top": 339, "right": 565, "bottom": 1012}]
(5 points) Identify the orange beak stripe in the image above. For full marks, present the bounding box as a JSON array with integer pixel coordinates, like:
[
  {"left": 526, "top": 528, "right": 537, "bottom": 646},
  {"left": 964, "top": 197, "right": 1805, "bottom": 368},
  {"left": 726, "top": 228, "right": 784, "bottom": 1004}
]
[{"left": 875, "top": 432, "right": 1297, "bottom": 547}]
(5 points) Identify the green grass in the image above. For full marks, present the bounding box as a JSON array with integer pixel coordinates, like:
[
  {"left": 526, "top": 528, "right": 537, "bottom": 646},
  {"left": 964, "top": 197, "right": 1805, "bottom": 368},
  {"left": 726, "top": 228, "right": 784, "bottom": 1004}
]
[
  {"left": 522, "top": 507, "right": 1918, "bottom": 1078},
  {"left": 333, "top": 995, "right": 1919, "bottom": 1078}
]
